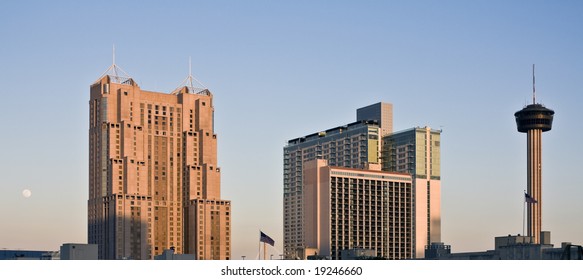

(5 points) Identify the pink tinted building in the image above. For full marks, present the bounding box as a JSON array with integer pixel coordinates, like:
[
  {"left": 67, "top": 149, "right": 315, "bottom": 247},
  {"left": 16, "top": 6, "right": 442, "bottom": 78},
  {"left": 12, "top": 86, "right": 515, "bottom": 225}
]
[
  {"left": 303, "top": 159, "right": 414, "bottom": 259},
  {"left": 88, "top": 64, "right": 231, "bottom": 260}
]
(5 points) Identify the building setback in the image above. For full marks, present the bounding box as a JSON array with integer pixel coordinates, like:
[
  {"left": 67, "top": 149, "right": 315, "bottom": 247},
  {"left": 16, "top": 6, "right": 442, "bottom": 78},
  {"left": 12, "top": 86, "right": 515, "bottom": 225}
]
[
  {"left": 303, "top": 159, "right": 413, "bottom": 259},
  {"left": 88, "top": 64, "right": 231, "bottom": 260}
]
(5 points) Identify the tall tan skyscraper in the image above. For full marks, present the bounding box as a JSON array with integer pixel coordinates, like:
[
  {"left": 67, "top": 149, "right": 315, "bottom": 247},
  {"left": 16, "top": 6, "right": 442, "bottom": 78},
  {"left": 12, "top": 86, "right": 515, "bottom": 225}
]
[{"left": 88, "top": 62, "right": 231, "bottom": 260}]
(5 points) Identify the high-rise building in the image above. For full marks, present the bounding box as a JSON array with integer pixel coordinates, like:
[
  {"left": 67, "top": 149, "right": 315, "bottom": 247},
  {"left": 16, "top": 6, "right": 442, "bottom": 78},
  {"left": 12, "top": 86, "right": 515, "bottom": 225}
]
[
  {"left": 88, "top": 63, "right": 231, "bottom": 260},
  {"left": 514, "top": 66, "right": 554, "bottom": 244},
  {"left": 283, "top": 120, "right": 382, "bottom": 259},
  {"left": 303, "top": 159, "right": 413, "bottom": 260},
  {"left": 381, "top": 126, "right": 441, "bottom": 258},
  {"left": 283, "top": 102, "right": 440, "bottom": 259}
]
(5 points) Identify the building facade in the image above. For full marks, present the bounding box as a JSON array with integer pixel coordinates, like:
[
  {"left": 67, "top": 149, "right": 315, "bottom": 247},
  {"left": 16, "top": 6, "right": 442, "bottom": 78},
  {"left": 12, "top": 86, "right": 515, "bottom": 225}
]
[
  {"left": 303, "top": 159, "right": 413, "bottom": 259},
  {"left": 88, "top": 64, "right": 231, "bottom": 260},
  {"left": 381, "top": 126, "right": 441, "bottom": 258}
]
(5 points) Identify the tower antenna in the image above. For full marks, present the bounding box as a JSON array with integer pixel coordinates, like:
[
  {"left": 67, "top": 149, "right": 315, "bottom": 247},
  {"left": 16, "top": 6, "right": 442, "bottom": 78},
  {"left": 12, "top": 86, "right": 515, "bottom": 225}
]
[
  {"left": 532, "top": 64, "right": 536, "bottom": 104},
  {"left": 112, "top": 44, "right": 117, "bottom": 77},
  {"left": 188, "top": 56, "right": 193, "bottom": 88}
]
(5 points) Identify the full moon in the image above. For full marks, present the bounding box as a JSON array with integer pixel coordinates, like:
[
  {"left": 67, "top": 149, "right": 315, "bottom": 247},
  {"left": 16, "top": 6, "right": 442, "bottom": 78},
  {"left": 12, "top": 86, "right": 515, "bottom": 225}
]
[{"left": 22, "top": 189, "right": 32, "bottom": 198}]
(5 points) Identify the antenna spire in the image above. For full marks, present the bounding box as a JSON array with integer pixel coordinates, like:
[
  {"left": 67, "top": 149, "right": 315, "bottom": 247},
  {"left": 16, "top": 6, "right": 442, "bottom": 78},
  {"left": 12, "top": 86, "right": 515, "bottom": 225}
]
[
  {"left": 532, "top": 64, "right": 536, "bottom": 104},
  {"left": 170, "top": 57, "right": 208, "bottom": 95},
  {"left": 188, "top": 56, "right": 193, "bottom": 88},
  {"left": 112, "top": 44, "right": 118, "bottom": 77}
]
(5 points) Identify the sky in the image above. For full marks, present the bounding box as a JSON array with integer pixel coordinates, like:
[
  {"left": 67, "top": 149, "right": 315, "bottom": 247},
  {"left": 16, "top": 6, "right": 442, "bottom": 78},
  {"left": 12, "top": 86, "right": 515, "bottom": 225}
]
[{"left": 1, "top": 0, "right": 582, "bottom": 259}]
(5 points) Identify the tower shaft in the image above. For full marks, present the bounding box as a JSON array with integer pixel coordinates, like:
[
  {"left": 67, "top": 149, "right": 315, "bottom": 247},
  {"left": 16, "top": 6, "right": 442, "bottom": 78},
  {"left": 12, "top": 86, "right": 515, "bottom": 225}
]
[{"left": 527, "top": 129, "right": 542, "bottom": 243}]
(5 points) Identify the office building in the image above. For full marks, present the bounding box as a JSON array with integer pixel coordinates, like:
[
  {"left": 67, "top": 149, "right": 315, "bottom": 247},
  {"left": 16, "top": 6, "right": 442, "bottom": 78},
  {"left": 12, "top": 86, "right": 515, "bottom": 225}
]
[
  {"left": 303, "top": 159, "right": 413, "bottom": 259},
  {"left": 381, "top": 126, "right": 442, "bottom": 258},
  {"left": 88, "top": 62, "right": 231, "bottom": 260}
]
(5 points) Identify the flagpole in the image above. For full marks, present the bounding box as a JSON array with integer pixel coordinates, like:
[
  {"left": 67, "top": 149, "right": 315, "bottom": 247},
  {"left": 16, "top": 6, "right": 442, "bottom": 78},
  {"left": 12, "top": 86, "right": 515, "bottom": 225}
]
[
  {"left": 258, "top": 230, "right": 261, "bottom": 260},
  {"left": 264, "top": 242, "right": 267, "bottom": 260},
  {"left": 523, "top": 190, "right": 526, "bottom": 237}
]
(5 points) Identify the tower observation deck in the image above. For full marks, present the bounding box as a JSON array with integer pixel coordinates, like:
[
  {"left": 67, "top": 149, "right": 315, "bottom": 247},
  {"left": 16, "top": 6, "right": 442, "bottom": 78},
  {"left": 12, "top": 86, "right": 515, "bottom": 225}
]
[
  {"left": 514, "top": 66, "right": 554, "bottom": 244},
  {"left": 515, "top": 104, "right": 554, "bottom": 133}
]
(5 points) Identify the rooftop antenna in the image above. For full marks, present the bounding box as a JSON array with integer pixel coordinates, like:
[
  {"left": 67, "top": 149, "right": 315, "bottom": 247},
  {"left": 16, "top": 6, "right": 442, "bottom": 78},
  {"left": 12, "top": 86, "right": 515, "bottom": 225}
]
[
  {"left": 187, "top": 56, "right": 205, "bottom": 88},
  {"left": 112, "top": 44, "right": 117, "bottom": 77},
  {"left": 93, "top": 44, "right": 133, "bottom": 85},
  {"left": 188, "top": 56, "right": 193, "bottom": 88},
  {"left": 170, "top": 57, "right": 208, "bottom": 95},
  {"left": 532, "top": 64, "right": 536, "bottom": 104}
]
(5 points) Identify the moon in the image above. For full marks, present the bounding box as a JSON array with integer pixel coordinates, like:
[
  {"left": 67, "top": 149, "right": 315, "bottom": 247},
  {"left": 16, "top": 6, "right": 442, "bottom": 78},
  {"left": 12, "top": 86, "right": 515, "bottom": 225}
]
[{"left": 22, "top": 189, "right": 32, "bottom": 198}]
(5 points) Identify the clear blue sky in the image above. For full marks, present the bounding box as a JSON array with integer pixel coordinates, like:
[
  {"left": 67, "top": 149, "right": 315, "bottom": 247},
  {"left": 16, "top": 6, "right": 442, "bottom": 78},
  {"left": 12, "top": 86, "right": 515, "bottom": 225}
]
[{"left": 1, "top": 0, "right": 582, "bottom": 259}]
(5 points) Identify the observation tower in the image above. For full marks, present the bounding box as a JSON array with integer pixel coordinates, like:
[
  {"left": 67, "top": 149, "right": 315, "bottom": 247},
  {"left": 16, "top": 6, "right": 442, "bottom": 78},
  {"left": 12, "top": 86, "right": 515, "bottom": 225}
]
[{"left": 514, "top": 65, "right": 554, "bottom": 244}]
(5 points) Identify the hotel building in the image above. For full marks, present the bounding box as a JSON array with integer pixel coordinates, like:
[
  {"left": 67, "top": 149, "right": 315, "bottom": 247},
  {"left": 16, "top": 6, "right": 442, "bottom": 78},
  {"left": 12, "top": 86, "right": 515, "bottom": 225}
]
[
  {"left": 283, "top": 103, "right": 391, "bottom": 259},
  {"left": 303, "top": 159, "right": 413, "bottom": 259},
  {"left": 88, "top": 64, "right": 231, "bottom": 260},
  {"left": 284, "top": 120, "right": 383, "bottom": 259},
  {"left": 284, "top": 103, "right": 441, "bottom": 259}
]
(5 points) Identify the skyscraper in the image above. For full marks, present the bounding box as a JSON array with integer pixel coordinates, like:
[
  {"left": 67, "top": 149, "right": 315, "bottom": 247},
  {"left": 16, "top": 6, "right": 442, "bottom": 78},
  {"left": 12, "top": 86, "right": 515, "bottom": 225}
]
[
  {"left": 514, "top": 66, "right": 554, "bottom": 244},
  {"left": 88, "top": 62, "right": 231, "bottom": 260},
  {"left": 381, "top": 127, "right": 442, "bottom": 258}
]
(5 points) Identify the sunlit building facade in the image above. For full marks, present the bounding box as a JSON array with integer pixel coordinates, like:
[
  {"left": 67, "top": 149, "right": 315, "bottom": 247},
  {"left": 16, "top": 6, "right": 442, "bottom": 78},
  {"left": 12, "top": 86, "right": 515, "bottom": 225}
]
[
  {"left": 88, "top": 64, "right": 231, "bottom": 260},
  {"left": 303, "top": 159, "right": 413, "bottom": 259}
]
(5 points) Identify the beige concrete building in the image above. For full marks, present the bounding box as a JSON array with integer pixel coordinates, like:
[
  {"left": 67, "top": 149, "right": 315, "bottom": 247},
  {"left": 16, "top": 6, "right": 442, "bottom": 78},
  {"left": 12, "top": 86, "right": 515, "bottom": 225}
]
[
  {"left": 88, "top": 64, "right": 231, "bottom": 260},
  {"left": 303, "top": 159, "right": 413, "bottom": 259}
]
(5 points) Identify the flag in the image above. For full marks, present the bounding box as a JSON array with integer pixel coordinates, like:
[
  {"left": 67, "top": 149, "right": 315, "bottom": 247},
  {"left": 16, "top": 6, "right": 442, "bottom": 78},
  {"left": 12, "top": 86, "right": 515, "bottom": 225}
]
[
  {"left": 525, "top": 193, "right": 538, "bottom": 204},
  {"left": 260, "top": 231, "right": 275, "bottom": 246}
]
